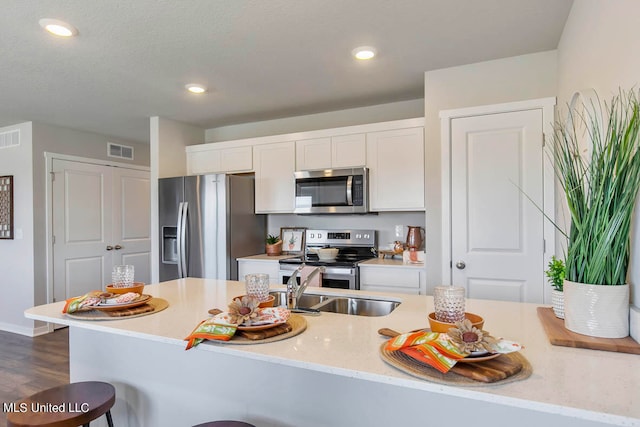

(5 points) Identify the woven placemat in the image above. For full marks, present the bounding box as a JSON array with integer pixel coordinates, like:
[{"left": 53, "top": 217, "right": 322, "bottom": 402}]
[
  {"left": 209, "top": 314, "right": 307, "bottom": 345},
  {"left": 65, "top": 298, "right": 169, "bottom": 320},
  {"left": 380, "top": 343, "right": 532, "bottom": 387}
]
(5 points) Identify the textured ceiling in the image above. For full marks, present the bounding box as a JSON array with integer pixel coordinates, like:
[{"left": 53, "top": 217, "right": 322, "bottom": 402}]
[{"left": 0, "top": 0, "right": 573, "bottom": 143}]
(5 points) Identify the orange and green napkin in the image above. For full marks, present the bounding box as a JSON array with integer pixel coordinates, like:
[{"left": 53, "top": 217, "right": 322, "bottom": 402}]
[
  {"left": 62, "top": 292, "right": 103, "bottom": 314},
  {"left": 184, "top": 319, "right": 237, "bottom": 350},
  {"left": 385, "top": 331, "right": 467, "bottom": 373}
]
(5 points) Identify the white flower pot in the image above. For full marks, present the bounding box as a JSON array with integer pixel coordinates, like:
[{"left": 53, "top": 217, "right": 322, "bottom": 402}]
[
  {"left": 563, "top": 279, "right": 630, "bottom": 338},
  {"left": 551, "top": 289, "right": 564, "bottom": 319}
]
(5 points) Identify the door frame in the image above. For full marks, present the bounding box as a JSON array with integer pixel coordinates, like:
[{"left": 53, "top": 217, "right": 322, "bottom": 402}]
[
  {"left": 44, "top": 153, "right": 149, "bottom": 327},
  {"left": 439, "top": 97, "right": 556, "bottom": 302}
]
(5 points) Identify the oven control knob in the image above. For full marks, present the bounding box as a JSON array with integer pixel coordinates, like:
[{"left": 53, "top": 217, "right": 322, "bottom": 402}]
[
  {"left": 364, "top": 234, "right": 369, "bottom": 239},
  {"left": 310, "top": 233, "right": 314, "bottom": 238},
  {"left": 318, "top": 233, "right": 322, "bottom": 238}
]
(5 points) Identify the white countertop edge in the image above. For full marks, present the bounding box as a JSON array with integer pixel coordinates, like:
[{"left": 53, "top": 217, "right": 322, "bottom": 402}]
[{"left": 28, "top": 311, "right": 636, "bottom": 427}]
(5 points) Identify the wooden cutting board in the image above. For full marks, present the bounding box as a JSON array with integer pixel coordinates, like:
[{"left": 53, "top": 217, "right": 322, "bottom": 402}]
[
  {"left": 380, "top": 343, "right": 532, "bottom": 386},
  {"left": 537, "top": 307, "right": 640, "bottom": 354}
]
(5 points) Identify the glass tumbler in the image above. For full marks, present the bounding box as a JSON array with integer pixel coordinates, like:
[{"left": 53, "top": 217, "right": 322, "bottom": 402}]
[
  {"left": 245, "top": 273, "right": 270, "bottom": 302},
  {"left": 433, "top": 286, "right": 466, "bottom": 323},
  {"left": 112, "top": 265, "right": 135, "bottom": 288}
]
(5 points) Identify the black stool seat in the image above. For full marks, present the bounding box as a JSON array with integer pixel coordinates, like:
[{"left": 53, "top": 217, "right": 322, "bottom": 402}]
[
  {"left": 7, "top": 381, "right": 115, "bottom": 427},
  {"left": 193, "top": 422, "right": 255, "bottom": 427}
]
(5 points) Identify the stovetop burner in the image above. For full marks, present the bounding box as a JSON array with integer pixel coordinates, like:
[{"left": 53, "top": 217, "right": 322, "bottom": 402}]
[{"left": 278, "top": 228, "right": 377, "bottom": 268}]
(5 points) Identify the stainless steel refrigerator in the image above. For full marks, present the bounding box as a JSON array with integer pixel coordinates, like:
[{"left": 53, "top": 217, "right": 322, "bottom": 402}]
[{"left": 158, "top": 174, "right": 266, "bottom": 282}]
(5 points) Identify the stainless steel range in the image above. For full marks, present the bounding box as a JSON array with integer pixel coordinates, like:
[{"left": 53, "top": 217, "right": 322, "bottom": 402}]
[{"left": 278, "top": 229, "right": 377, "bottom": 290}]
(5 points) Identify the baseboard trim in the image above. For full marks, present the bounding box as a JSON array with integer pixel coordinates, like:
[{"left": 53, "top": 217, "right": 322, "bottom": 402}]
[{"left": 0, "top": 322, "right": 50, "bottom": 337}]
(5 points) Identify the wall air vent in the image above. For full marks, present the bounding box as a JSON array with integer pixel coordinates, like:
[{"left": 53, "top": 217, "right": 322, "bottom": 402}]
[
  {"left": 0, "top": 129, "right": 20, "bottom": 149},
  {"left": 107, "top": 142, "right": 134, "bottom": 160}
]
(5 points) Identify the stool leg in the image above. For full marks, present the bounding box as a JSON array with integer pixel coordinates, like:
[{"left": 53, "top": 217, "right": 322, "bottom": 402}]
[{"left": 105, "top": 409, "right": 114, "bottom": 427}]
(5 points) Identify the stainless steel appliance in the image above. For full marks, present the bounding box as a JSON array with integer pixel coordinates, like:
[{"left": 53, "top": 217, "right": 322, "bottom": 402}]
[
  {"left": 294, "top": 167, "right": 368, "bottom": 214},
  {"left": 278, "top": 229, "right": 376, "bottom": 290},
  {"left": 159, "top": 174, "right": 266, "bottom": 281}
]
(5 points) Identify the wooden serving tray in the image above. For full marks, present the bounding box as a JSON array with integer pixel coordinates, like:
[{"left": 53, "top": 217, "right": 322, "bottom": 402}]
[
  {"left": 380, "top": 343, "right": 532, "bottom": 386},
  {"left": 537, "top": 307, "right": 640, "bottom": 354},
  {"left": 65, "top": 298, "right": 169, "bottom": 320},
  {"left": 212, "top": 314, "right": 307, "bottom": 345}
]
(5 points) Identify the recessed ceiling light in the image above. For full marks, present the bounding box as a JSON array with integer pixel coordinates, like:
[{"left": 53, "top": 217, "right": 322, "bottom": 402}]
[
  {"left": 352, "top": 46, "right": 377, "bottom": 60},
  {"left": 39, "top": 18, "right": 78, "bottom": 37},
  {"left": 185, "top": 84, "right": 207, "bottom": 94}
]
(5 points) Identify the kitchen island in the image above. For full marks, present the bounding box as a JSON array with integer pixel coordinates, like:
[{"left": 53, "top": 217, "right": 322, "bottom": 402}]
[{"left": 25, "top": 279, "right": 640, "bottom": 427}]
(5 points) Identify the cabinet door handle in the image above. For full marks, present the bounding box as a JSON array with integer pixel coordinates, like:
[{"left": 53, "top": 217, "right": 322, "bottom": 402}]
[
  {"left": 114, "top": 245, "right": 123, "bottom": 250},
  {"left": 106, "top": 245, "right": 114, "bottom": 251}
]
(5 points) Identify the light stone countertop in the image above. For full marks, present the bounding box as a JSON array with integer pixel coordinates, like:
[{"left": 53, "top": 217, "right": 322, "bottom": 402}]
[
  {"left": 359, "top": 258, "right": 425, "bottom": 268},
  {"left": 25, "top": 278, "right": 640, "bottom": 426},
  {"left": 236, "top": 253, "right": 298, "bottom": 261}
]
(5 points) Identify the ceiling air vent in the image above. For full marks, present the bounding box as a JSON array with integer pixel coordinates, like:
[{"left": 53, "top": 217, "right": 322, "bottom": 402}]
[
  {"left": 107, "top": 142, "right": 134, "bottom": 160},
  {"left": 0, "top": 129, "right": 20, "bottom": 149}
]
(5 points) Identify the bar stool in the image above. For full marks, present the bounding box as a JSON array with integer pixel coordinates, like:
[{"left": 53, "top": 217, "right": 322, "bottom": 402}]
[
  {"left": 193, "top": 422, "right": 255, "bottom": 427},
  {"left": 7, "top": 381, "right": 115, "bottom": 427}
]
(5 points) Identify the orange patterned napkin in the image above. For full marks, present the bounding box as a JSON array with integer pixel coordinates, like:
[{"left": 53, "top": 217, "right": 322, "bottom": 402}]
[
  {"left": 62, "top": 291, "right": 103, "bottom": 314},
  {"left": 385, "top": 331, "right": 467, "bottom": 373},
  {"left": 184, "top": 320, "right": 237, "bottom": 349}
]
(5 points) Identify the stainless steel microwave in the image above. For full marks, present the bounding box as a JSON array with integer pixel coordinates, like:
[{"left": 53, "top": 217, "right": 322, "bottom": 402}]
[{"left": 294, "top": 167, "right": 368, "bottom": 214}]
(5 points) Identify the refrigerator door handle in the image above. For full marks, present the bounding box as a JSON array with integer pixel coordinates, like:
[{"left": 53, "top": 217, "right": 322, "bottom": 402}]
[
  {"left": 176, "top": 202, "right": 184, "bottom": 278},
  {"left": 180, "top": 202, "right": 189, "bottom": 278}
]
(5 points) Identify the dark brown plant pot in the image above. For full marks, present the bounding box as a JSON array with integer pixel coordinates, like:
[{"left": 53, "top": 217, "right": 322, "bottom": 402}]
[{"left": 266, "top": 241, "right": 283, "bottom": 256}]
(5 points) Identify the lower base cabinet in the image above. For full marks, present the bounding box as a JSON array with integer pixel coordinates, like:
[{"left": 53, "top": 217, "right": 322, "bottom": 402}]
[{"left": 359, "top": 265, "right": 425, "bottom": 295}]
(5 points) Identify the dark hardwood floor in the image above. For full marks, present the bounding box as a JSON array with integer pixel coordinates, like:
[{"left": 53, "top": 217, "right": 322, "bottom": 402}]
[{"left": 0, "top": 328, "right": 69, "bottom": 427}]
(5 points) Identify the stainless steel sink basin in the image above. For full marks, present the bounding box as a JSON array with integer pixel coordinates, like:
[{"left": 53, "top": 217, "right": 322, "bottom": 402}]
[
  {"left": 269, "top": 291, "right": 330, "bottom": 308},
  {"left": 316, "top": 297, "right": 400, "bottom": 316},
  {"left": 269, "top": 291, "right": 400, "bottom": 316}
]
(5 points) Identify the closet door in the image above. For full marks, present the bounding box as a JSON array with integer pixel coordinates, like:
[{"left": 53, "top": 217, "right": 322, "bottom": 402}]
[
  {"left": 52, "top": 159, "right": 150, "bottom": 301},
  {"left": 52, "top": 159, "right": 113, "bottom": 302}
]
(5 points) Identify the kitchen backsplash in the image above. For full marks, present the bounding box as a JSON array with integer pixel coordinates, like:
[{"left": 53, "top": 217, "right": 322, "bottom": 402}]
[{"left": 267, "top": 212, "right": 426, "bottom": 250}]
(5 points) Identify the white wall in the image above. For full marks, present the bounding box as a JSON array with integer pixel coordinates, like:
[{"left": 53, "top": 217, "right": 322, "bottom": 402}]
[
  {"left": 556, "top": 0, "right": 640, "bottom": 335},
  {"left": 0, "top": 122, "right": 36, "bottom": 335},
  {"left": 149, "top": 117, "right": 204, "bottom": 282},
  {"left": 205, "top": 99, "right": 424, "bottom": 143},
  {"left": 424, "top": 50, "right": 559, "bottom": 290}
]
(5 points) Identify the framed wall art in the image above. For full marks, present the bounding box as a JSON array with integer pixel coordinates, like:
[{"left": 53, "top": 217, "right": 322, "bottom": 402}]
[
  {"left": 280, "top": 227, "right": 306, "bottom": 255},
  {"left": 0, "top": 175, "right": 13, "bottom": 239}
]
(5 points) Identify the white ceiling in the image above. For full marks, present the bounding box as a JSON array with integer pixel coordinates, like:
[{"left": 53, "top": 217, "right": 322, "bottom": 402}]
[{"left": 1, "top": 0, "right": 573, "bottom": 143}]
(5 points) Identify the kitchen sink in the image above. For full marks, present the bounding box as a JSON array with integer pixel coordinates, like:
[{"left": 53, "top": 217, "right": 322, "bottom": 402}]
[
  {"left": 269, "top": 291, "right": 400, "bottom": 317},
  {"left": 269, "top": 291, "right": 330, "bottom": 308},
  {"left": 316, "top": 297, "right": 400, "bottom": 317}
]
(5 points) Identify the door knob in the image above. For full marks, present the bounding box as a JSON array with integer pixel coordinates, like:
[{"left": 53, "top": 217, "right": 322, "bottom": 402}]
[
  {"left": 106, "top": 245, "right": 114, "bottom": 251},
  {"left": 114, "top": 245, "right": 123, "bottom": 250},
  {"left": 455, "top": 261, "right": 466, "bottom": 269}
]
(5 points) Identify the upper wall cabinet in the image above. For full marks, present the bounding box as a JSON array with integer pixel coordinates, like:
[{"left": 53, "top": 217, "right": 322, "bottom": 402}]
[
  {"left": 366, "top": 127, "right": 425, "bottom": 211},
  {"left": 296, "top": 134, "right": 366, "bottom": 171},
  {"left": 253, "top": 141, "right": 295, "bottom": 213},
  {"left": 186, "top": 145, "right": 252, "bottom": 175}
]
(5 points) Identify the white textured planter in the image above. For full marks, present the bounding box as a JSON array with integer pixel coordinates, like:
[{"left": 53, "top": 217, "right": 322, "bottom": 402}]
[
  {"left": 563, "top": 279, "right": 630, "bottom": 338},
  {"left": 551, "top": 289, "right": 564, "bottom": 319}
]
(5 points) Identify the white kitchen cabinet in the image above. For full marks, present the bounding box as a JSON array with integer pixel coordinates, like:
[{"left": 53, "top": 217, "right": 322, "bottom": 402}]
[
  {"left": 366, "top": 127, "right": 425, "bottom": 211},
  {"left": 253, "top": 141, "right": 295, "bottom": 213},
  {"left": 296, "top": 133, "right": 366, "bottom": 171},
  {"left": 187, "top": 145, "right": 252, "bottom": 175},
  {"left": 237, "top": 258, "right": 282, "bottom": 285},
  {"left": 359, "top": 263, "right": 425, "bottom": 295}
]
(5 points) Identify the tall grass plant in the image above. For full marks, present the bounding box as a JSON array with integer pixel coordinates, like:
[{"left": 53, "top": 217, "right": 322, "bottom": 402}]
[{"left": 552, "top": 90, "right": 640, "bottom": 285}]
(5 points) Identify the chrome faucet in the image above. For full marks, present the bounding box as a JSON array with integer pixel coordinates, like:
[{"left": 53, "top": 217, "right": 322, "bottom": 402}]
[{"left": 286, "top": 264, "right": 324, "bottom": 310}]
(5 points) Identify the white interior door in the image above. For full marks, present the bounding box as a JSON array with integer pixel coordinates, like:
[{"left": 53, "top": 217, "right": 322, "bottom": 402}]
[
  {"left": 52, "top": 159, "right": 112, "bottom": 302},
  {"left": 53, "top": 160, "right": 151, "bottom": 301},
  {"left": 111, "top": 167, "right": 151, "bottom": 285},
  {"left": 450, "top": 109, "right": 544, "bottom": 303}
]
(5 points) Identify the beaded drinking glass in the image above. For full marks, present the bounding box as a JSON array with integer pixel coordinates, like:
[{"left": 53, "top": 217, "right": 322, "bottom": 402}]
[
  {"left": 112, "top": 265, "right": 135, "bottom": 288},
  {"left": 245, "top": 273, "right": 270, "bottom": 302},
  {"left": 433, "top": 286, "right": 466, "bottom": 323}
]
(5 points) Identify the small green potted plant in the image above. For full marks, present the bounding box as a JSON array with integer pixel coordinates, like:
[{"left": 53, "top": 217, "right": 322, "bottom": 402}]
[
  {"left": 265, "top": 234, "right": 283, "bottom": 256},
  {"left": 545, "top": 256, "right": 565, "bottom": 319}
]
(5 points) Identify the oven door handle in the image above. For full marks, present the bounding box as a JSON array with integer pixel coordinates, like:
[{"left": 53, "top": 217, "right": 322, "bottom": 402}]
[{"left": 346, "top": 175, "right": 353, "bottom": 206}]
